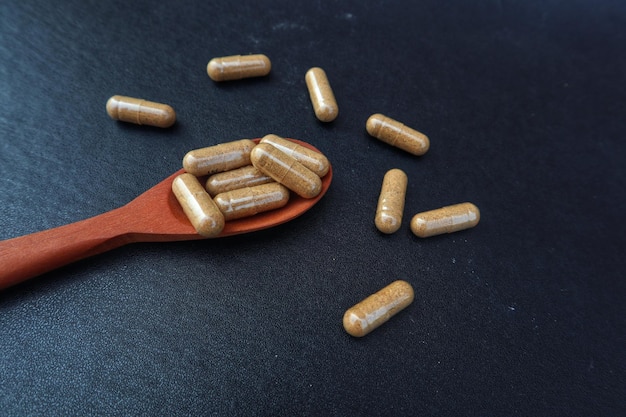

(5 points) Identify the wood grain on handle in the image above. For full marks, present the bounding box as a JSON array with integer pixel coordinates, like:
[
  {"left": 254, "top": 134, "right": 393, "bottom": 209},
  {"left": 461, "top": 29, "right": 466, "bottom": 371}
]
[{"left": 0, "top": 208, "right": 132, "bottom": 290}]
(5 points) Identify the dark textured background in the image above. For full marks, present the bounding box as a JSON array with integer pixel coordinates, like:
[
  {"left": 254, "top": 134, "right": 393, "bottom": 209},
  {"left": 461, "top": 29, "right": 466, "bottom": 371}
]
[{"left": 1, "top": 0, "right": 625, "bottom": 415}]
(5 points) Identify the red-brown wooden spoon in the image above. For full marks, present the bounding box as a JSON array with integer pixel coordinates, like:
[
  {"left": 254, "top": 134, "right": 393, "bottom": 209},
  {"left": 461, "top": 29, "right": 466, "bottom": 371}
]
[{"left": 0, "top": 139, "right": 332, "bottom": 290}]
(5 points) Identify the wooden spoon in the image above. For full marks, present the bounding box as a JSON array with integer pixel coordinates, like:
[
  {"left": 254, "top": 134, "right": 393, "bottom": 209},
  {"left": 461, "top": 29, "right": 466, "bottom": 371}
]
[{"left": 0, "top": 139, "right": 332, "bottom": 290}]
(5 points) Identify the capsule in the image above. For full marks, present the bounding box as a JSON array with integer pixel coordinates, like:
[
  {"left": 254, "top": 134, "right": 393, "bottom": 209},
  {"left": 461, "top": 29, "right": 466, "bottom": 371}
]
[
  {"left": 106, "top": 95, "right": 176, "bottom": 128},
  {"left": 183, "top": 139, "right": 256, "bottom": 176},
  {"left": 305, "top": 67, "right": 338, "bottom": 122},
  {"left": 343, "top": 280, "right": 414, "bottom": 337},
  {"left": 205, "top": 165, "right": 274, "bottom": 196},
  {"left": 172, "top": 173, "right": 225, "bottom": 237},
  {"left": 410, "top": 202, "right": 480, "bottom": 238},
  {"left": 375, "top": 169, "right": 408, "bottom": 234},
  {"left": 214, "top": 183, "right": 290, "bottom": 221},
  {"left": 207, "top": 54, "right": 271, "bottom": 81},
  {"left": 366, "top": 113, "right": 429, "bottom": 156},
  {"left": 250, "top": 143, "right": 322, "bottom": 199},
  {"left": 260, "top": 134, "right": 330, "bottom": 177}
]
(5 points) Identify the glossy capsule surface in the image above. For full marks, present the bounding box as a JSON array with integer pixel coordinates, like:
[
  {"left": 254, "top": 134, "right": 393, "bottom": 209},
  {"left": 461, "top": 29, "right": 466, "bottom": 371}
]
[
  {"left": 205, "top": 165, "right": 273, "bottom": 196},
  {"left": 183, "top": 139, "right": 256, "bottom": 176},
  {"left": 366, "top": 113, "right": 429, "bottom": 156},
  {"left": 250, "top": 143, "right": 322, "bottom": 199},
  {"left": 214, "top": 183, "right": 290, "bottom": 221},
  {"left": 207, "top": 54, "right": 271, "bottom": 81},
  {"left": 172, "top": 173, "right": 225, "bottom": 237},
  {"left": 375, "top": 169, "right": 408, "bottom": 234},
  {"left": 106, "top": 95, "right": 176, "bottom": 128},
  {"left": 343, "top": 280, "right": 414, "bottom": 337},
  {"left": 260, "top": 134, "right": 330, "bottom": 177},
  {"left": 410, "top": 202, "right": 480, "bottom": 238},
  {"left": 305, "top": 67, "right": 338, "bottom": 122}
]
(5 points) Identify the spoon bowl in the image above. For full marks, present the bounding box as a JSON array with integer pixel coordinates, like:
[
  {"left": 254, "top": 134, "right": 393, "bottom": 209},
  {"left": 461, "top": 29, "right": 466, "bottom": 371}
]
[{"left": 0, "top": 138, "right": 331, "bottom": 290}]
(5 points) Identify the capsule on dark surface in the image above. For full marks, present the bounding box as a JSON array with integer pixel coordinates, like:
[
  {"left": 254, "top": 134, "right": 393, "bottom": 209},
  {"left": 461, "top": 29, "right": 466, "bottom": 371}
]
[
  {"left": 410, "top": 202, "right": 480, "bottom": 238},
  {"left": 106, "top": 95, "right": 176, "bottom": 128},
  {"left": 207, "top": 54, "right": 271, "bottom": 81},
  {"left": 366, "top": 113, "right": 429, "bottom": 156}
]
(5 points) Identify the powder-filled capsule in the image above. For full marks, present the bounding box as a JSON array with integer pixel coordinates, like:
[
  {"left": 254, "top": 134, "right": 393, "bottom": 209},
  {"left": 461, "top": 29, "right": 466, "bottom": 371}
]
[
  {"left": 375, "top": 169, "right": 408, "bottom": 234},
  {"left": 260, "top": 134, "right": 330, "bottom": 177},
  {"left": 410, "top": 202, "right": 480, "bottom": 238},
  {"left": 250, "top": 143, "right": 322, "bottom": 199},
  {"left": 214, "top": 183, "right": 290, "bottom": 221},
  {"left": 305, "top": 67, "right": 338, "bottom": 122},
  {"left": 207, "top": 54, "right": 271, "bottom": 81},
  {"left": 366, "top": 113, "right": 429, "bottom": 156},
  {"left": 183, "top": 139, "right": 256, "bottom": 176},
  {"left": 172, "top": 173, "right": 225, "bottom": 238},
  {"left": 106, "top": 95, "right": 176, "bottom": 128},
  {"left": 343, "top": 280, "right": 414, "bottom": 337},
  {"left": 206, "top": 165, "right": 274, "bottom": 196}
]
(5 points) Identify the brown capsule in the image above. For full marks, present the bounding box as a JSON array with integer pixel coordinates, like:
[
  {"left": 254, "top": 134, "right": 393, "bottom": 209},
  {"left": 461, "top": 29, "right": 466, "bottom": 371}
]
[
  {"left": 183, "top": 139, "right": 256, "bottom": 176},
  {"left": 410, "top": 202, "right": 480, "bottom": 238},
  {"left": 172, "top": 173, "right": 225, "bottom": 237},
  {"left": 207, "top": 54, "right": 271, "bottom": 81},
  {"left": 375, "top": 169, "right": 408, "bottom": 234},
  {"left": 213, "top": 183, "right": 290, "bottom": 221},
  {"left": 343, "top": 280, "right": 414, "bottom": 337},
  {"left": 366, "top": 113, "right": 429, "bottom": 156},
  {"left": 106, "top": 95, "right": 176, "bottom": 128},
  {"left": 205, "top": 165, "right": 274, "bottom": 196},
  {"left": 250, "top": 143, "right": 322, "bottom": 199},
  {"left": 305, "top": 67, "right": 338, "bottom": 122},
  {"left": 260, "top": 134, "right": 330, "bottom": 177}
]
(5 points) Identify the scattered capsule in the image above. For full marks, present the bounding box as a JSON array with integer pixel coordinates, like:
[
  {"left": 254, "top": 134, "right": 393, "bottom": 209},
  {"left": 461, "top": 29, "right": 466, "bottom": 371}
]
[
  {"left": 172, "top": 173, "right": 225, "bottom": 237},
  {"left": 410, "top": 202, "right": 480, "bottom": 238},
  {"left": 375, "top": 169, "right": 408, "bottom": 234},
  {"left": 250, "top": 143, "right": 322, "bottom": 199},
  {"left": 343, "top": 280, "right": 414, "bottom": 337},
  {"left": 106, "top": 95, "right": 176, "bottom": 128},
  {"left": 366, "top": 113, "right": 429, "bottom": 156},
  {"left": 205, "top": 165, "right": 274, "bottom": 196},
  {"left": 305, "top": 67, "right": 338, "bottom": 122},
  {"left": 214, "top": 183, "right": 290, "bottom": 221},
  {"left": 260, "top": 134, "right": 330, "bottom": 177},
  {"left": 207, "top": 54, "right": 271, "bottom": 81},
  {"left": 183, "top": 139, "right": 256, "bottom": 176}
]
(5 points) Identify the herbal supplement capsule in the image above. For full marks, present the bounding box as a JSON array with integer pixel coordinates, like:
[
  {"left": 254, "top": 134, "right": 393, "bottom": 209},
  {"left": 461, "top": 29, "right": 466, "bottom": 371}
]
[
  {"left": 260, "top": 134, "right": 330, "bottom": 177},
  {"left": 343, "top": 280, "right": 414, "bottom": 337},
  {"left": 183, "top": 139, "right": 256, "bottom": 176},
  {"left": 207, "top": 54, "right": 271, "bottom": 81},
  {"left": 375, "top": 169, "right": 408, "bottom": 234},
  {"left": 214, "top": 183, "right": 290, "bottom": 221},
  {"left": 410, "top": 202, "right": 480, "bottom": 238},
  {"left": 106, "top": 95, "right": 176, "bottom": 128},
  {"left": 172, "top": 173, "right": 225, "bottom": 237},
  {"left": 250, "top": 143, "right": 322, "bottom": 199},
  {"left": 366, "top": 113, "right": 430, "bottom": 156},
  {"left": 205, "top": 165, "right": 274, "bottom": 196},
  {"left": 305, "top": 67, "right": 338, "bottom": 122}
]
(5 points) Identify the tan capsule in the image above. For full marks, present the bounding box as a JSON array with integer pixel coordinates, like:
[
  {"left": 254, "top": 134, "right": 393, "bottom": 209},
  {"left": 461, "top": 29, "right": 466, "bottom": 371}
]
[
  {"left": 205, "top": 165, "right": 274, "bottom": 196},
  {"left": 343, "top": 280, "right": 414, "bottom": 337},
  {"left": 366, "top": 113, "right": 430, "bottom": 156},
  {"left": 410, "top": 202, "right": 480, "bottom": 238},
  {"left": 213, "top": 183, "right": 290, "bottom": 221},
  {"left": 172, "top": 173, "right": 225, "bottom": 237},
  {"left": 207, "top": 54, "right": 271, "bottom": 81},
  {"left": 305, "top": 67, "right": 338, "bottom": 122},
  {"left": 250, "top": 143, "right": 322, "bottom": 199},
  {"left": 106, "top": 95, "right": 176, "bottom": 128},
  {"left": 183, "top": 139, "right": 256, "bottom": 176},
  {"left": 375, "top": 169, "right": 408, "bottom": 234},
  {"left": 260, "top": 134, "right": 330, "bottom": 177}
]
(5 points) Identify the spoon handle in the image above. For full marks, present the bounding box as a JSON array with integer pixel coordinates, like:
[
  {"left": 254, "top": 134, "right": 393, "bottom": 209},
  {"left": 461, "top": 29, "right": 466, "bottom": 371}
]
[{"left": 0, "top": 208, "right": 130, "bottom": 290}]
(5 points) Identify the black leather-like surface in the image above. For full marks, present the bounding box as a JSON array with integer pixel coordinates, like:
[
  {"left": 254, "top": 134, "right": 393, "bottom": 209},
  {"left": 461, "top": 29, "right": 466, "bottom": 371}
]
[{"left": 1, "top": 1, "right": 625, "bottom": 415}]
